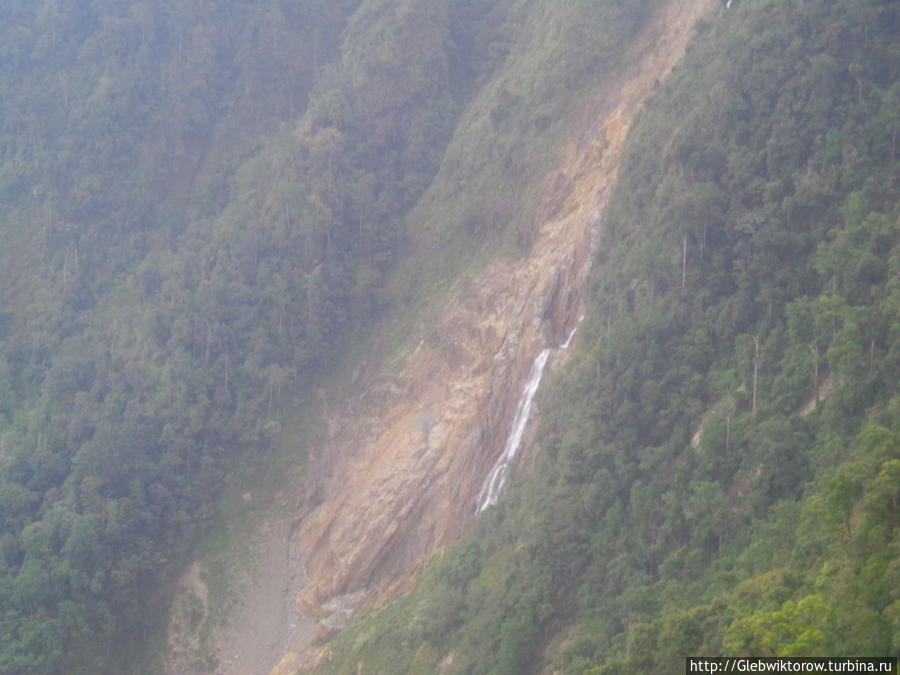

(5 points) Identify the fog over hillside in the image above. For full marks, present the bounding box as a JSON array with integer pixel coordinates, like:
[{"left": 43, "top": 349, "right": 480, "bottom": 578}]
[{"left": 0, "top": 1, "right": 897, "bottom": 673}]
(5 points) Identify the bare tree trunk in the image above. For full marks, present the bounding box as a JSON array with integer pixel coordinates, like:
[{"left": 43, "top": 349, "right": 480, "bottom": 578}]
[{"left": 682, "top": 234, "right": 687, "bottom": 289}]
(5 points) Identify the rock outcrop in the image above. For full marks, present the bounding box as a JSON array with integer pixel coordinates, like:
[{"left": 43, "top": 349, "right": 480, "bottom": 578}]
[
  {"left": 278, "top": 0, "right": 720, "bottom": 664},
  {"left": 163, "top": 1, "right": 721, "bottom": 672},
  {"left": 298, "top": 181, "right": 597, "bottom": 607}
]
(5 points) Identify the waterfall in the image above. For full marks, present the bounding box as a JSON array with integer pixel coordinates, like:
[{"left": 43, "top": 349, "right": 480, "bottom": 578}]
[{"left": 476, "top": 321, "right": 581, "bottom": 513}]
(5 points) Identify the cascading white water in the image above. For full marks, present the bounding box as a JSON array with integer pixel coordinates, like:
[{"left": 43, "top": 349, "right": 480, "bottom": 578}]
[{"left": 476, "top": 321, "right": 581, "bottom": 512}]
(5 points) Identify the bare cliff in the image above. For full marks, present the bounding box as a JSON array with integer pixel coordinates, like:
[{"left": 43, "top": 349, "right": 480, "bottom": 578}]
[
  {"left": 269, "top": 0, "right": 720, "bottom": 670},
  {"left": 166, "top": 2, "right": 720, "bottom": 673}
]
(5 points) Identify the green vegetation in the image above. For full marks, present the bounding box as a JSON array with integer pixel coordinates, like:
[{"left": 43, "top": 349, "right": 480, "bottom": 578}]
[
  {"left": 397, "top": 0, "right": 657, "bottom": 293},
  {"left": 0, "top": 0, "right": 533, "bottom": 671},
  {"left": 310, "top": 2, "right": 900, "bottom": 673},
  {"left": 2, "top": 0, "right": 898, "bottom": 672}
]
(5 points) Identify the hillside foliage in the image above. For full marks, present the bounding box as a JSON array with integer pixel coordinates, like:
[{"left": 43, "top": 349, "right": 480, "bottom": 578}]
[
  {"left": 311, "top": 2, "right": 900, "bottom": 673},
  {"left": 1, "top": 0, "right": 899, "bottom": 672},
  {"left": 0, "top": 0, "right": 529, "bottom": 671}
]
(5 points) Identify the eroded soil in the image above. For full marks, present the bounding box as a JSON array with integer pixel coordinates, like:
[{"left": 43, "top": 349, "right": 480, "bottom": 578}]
[{"left": 166, "top": 1, "right": 720, "bottom": 672}]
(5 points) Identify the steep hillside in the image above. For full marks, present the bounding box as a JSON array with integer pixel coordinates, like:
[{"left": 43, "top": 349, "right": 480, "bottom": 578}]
[
  {"left": 163, "top": 1, "right": 721, "bottom": 672},
  {"left": 0, "top": 0, "right": 499, "bottom": 671},
  {"left": 0, "top": 0, "right": 710, "bottom": 672},
  {"left": 305, "top": 1, "right": 900, "bottom": 673},
  {"left": 265, "top": 0, "right": 716, "bottom": 671},
  {"left": 292, "top": 0, "right": 716, "bottom": 624},
  {"left": 3, "top": 1, "right": 897, "bottom": 673}
]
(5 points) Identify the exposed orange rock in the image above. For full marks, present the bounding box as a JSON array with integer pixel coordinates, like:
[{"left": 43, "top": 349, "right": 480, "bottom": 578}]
[
  {"left": 262, "top": 1, "right": 722, "bottom": 672},
  {"left": 292, "top": 0, "right": 719, "bottom": 619}
]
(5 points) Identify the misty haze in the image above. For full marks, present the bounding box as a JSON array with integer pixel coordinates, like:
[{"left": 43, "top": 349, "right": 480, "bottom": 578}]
[{"left": 0, "top": 1, "right": 898, "bottom": 673}]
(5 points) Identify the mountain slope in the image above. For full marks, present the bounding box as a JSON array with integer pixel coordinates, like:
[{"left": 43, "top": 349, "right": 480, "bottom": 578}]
[
  {"left": 0, "top": 1, "right": 489, "bottom": 671},
  {"left": 295, "top": 0, "right": 719, "bottom": 610},
  {"left": 2, "top": 1, "right": 897, "bottom": 673},
  {"left": 0, "top": 0, "right": 700, "bottom": 672},
  {"left": 304, "top": 1, "right": 900, "bottom": 673}
]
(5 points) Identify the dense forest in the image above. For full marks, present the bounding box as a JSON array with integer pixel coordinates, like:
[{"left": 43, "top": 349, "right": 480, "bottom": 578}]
[
  {"left": 1, "top": 0, "right": 898, "bottom": 673},
  {"left": 0, "top": 0, "right": 536, "bottom": 671},
  {"left": 310, "top": 1, "right": 900, "bottom": 673}
]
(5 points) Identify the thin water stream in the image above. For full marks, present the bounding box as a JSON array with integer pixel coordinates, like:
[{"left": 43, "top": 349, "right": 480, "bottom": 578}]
[{"left": 476, "top": 321, "right": 581, "bottom": 512}]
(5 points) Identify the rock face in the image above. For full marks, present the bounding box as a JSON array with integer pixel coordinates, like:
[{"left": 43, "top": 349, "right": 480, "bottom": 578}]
[
  {"left": 289, "top": 0, "right": 719, "bottom": 628},
  {"left": 151, "top": 1, "right": 723, "bottom": 672},
  {"left": 163, "top": 2, "right": 718, "bottom": 672},
  {"left": 298, "top": 199, "right": 595, "bottom": 609}
]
